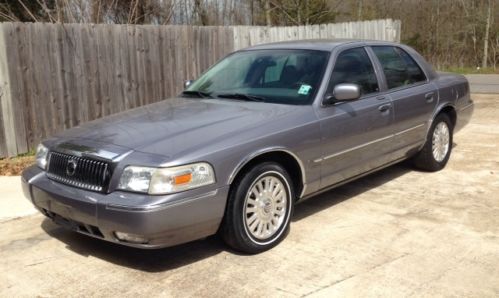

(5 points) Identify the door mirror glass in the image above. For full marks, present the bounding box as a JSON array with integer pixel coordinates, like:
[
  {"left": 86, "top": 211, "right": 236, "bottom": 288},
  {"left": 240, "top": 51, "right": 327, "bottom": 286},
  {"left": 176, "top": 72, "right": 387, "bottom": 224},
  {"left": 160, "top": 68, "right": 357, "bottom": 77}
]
[
  {"left": 184, "top": 80, "right": 194, "bottom": 89},
  {"left": 324, "top": 83, "right": 361, "bottom": 104}
]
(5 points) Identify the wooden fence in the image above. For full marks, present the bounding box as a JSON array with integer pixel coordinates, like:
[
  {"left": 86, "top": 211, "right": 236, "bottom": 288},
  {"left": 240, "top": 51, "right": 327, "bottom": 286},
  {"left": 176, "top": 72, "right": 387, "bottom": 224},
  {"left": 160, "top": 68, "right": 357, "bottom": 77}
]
[{"left": 0, "top": 19, "right": 401, "bottom": 158}]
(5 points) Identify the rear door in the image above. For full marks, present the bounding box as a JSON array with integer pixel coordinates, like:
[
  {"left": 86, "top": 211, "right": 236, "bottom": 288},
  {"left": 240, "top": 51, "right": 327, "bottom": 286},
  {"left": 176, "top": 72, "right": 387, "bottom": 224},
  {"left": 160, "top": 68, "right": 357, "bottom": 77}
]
[
  {"left": 370, "top": 46, "right": 437, "bottom": 153},
  {"left": 316, "top": 47, "right": 396, "bottom": 188}
]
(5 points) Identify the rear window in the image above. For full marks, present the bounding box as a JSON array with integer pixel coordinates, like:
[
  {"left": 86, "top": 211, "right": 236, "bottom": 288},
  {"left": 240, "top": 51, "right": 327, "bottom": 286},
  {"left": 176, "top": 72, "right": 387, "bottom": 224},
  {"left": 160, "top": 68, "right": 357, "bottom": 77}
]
[{"left": 372, "top": 46, "right": 427, "bottom": 90}]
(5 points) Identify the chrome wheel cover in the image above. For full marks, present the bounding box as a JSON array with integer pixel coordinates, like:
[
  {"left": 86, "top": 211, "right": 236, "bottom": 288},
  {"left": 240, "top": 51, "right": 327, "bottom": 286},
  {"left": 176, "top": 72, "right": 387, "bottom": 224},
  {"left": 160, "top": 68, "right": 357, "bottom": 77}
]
[
  {"left": 244, "top": 173, "right": 288, "bottom": 241},
  {"left": 432, "top": 122, "right": 450, "bottom": 162}
]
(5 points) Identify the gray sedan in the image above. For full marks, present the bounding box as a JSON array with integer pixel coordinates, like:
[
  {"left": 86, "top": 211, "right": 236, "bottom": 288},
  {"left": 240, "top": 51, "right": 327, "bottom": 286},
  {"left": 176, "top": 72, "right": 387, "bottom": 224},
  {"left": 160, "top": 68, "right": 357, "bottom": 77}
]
[{"left": 22, "top": 40, "right": 474, "bottom": 253}]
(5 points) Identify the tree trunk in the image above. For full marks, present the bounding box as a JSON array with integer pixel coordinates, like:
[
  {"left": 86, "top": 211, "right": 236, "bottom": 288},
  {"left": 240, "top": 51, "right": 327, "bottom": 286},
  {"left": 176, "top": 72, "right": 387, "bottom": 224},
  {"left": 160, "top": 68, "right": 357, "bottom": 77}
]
[
  {"left": 265, "top": 0, "right": 271, "bottom": 26},
  {"left": 482, "top": 0, "right": 492, "bottom": 68},
  {"left": 357, "top": 0, "right": 363, "bottom": 21},
  {"left": 296, "top": 0, "right": 301, "bottom": 25},
  {"left": 91, "top": 0, "right": 101, "bottom": 24},
  {"left": 305, "top": 0, "right": 309, "bottom": 25},
  {"left": 194, "top": 0, "right": 209, "bottom": 25},
  {"left": 250, "top": 0, "right": 254, "bottom": 25}
]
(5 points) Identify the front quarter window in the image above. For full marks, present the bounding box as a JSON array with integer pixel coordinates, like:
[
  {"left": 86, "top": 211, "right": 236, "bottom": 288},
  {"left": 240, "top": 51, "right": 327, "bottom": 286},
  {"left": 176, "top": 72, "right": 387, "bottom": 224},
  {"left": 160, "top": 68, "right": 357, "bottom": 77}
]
[{"left": 185, "top": 49, "right": 330, "bottom": 105}]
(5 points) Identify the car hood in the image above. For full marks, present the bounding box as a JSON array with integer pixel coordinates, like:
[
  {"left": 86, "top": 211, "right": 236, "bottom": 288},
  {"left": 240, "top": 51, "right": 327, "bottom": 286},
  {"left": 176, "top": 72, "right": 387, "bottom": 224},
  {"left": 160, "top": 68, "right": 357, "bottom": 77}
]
[{"left": 54, "top": 97, "right": 303, "bottom": 158}]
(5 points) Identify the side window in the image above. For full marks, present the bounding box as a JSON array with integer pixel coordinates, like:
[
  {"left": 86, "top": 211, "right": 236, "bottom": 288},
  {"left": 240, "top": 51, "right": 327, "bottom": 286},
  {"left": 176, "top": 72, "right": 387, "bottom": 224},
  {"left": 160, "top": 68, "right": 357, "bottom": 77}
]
[
  {"left": 327, "top": 47, "right": 379, "bottom": 96},
  {"left": 372, "top": 46, "right": 427, "bottom": 90},
  {"left": 396, "top": 48, "right": 427, "bottom": 83}
]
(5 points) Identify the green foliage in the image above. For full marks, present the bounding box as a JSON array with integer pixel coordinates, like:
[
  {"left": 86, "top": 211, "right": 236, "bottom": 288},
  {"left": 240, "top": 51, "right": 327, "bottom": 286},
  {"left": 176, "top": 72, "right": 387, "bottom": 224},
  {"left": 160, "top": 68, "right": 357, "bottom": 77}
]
[
  {"left": 402, "top": 33, "right": 422, "bottom": 52},
  {"left": 16, "top": 149, "right": 36, "bottom": 158}
]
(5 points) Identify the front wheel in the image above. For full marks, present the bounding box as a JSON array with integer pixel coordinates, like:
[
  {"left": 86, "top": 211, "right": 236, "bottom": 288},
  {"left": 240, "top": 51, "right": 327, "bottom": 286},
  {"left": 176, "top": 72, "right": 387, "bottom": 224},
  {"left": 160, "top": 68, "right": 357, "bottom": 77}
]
[
  {"left": 413, "top": 113, "right": 453, "bottom": 171},
  {"left": 221, "top": 162, "right": 294, "bottom": 254}
]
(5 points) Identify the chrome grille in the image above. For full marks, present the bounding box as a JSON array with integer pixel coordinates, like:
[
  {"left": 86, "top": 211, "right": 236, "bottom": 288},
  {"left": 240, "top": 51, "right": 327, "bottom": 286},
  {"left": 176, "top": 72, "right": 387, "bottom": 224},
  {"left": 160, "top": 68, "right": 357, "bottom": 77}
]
[{"left": 47, "top": 152, "right": 111, "bottom": 192}]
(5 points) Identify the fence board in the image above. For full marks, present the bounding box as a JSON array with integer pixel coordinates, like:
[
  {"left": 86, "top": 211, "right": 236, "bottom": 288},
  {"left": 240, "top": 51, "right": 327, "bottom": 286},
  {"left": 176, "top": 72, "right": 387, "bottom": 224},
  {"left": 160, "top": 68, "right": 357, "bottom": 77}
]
[
  {"left": 0, "top": 23, "right": 16, "bottom": 156},
  {"left": 0, "top": 102, "right": 5, "bottom": 157},
  {"left": 8, "top": 23, "right": 28, "bottom": 154},
  {"left": 0, "top": 19, "right": 399, "bottom": 158}
]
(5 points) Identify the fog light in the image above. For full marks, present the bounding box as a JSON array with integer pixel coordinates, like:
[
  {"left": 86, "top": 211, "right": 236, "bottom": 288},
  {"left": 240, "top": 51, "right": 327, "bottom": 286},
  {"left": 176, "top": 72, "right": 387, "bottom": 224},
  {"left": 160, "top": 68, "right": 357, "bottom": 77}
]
[{"left": 114, "top": 231, "right": 149, "bottom": 244}]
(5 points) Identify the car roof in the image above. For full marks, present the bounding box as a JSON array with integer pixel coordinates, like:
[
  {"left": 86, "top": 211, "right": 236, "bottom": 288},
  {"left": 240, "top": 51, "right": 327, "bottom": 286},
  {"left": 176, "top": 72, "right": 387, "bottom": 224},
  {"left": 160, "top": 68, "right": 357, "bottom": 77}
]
[{"left": 243, "top": 39, "right": 400, "bottom": 52}]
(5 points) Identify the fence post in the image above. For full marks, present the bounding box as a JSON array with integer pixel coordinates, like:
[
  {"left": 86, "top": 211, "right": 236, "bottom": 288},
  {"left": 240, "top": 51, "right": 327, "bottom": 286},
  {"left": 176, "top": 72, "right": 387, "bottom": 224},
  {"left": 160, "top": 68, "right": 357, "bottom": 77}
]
[{"left": 0, "top": 24, "right": 16, "bottom": 157}]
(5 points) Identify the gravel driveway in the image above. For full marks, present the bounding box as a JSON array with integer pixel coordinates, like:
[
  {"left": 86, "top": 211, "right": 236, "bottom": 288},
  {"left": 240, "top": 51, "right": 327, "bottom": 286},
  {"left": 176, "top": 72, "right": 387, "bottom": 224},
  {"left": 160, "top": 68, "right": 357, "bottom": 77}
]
[{"left": 1, "top": 94, "right": 498, "bottom": 297}]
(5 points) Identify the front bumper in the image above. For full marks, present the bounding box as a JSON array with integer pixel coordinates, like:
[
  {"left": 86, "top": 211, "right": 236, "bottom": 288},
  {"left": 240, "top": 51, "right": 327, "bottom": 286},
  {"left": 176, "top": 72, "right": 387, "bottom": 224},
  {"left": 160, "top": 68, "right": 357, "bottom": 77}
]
[{"left": 21, "top": 166, "right": 229, "bottom": 249}]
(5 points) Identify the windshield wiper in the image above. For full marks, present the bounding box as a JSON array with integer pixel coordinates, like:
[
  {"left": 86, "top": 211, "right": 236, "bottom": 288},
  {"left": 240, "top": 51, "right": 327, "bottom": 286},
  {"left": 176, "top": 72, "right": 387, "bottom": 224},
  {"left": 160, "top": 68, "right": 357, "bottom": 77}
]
[
  {"left": 181, "top": 90, "right": 213, "bottom": 98},
  {"left": 216, "top": 93, "right": 266, "bottom": 102}
]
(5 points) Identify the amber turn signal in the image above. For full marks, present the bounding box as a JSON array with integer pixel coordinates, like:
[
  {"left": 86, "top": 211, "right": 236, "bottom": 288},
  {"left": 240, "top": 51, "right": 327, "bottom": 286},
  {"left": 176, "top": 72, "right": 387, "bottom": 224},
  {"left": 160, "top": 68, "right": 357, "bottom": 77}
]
[{"left": 174, "top": 173, "right": 192, "bottom": 185}]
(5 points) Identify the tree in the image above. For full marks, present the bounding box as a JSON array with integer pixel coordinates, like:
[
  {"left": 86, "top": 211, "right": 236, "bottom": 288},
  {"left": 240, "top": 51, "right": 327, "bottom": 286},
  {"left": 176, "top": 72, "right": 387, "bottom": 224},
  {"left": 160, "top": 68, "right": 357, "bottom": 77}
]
[
  {"left": 0, "top": 0, "right": 55, "bottom": 22},
  {"left": 483, "top": 0, "right": 492, "bottom": 68},
  {"left": 1, "top": 0, "right": 497, "bottom": 70}
]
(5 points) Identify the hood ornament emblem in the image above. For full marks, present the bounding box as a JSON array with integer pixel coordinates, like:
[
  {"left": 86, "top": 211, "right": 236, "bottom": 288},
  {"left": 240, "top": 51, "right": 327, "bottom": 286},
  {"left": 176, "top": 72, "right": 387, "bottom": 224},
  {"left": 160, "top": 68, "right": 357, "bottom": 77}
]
[{"left": 66, "top": 159, "right": 77, "bottom": 176}]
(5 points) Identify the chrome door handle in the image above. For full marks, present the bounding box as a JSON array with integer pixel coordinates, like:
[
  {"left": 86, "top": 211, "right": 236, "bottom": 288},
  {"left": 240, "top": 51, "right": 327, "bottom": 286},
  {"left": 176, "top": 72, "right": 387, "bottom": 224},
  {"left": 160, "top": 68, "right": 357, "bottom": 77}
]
[
  {"left": 425, "top": 92, "right": 435, "bottom": 103},
  {"left": 378, "top": 103, "right": 392, "bottom": 112}
]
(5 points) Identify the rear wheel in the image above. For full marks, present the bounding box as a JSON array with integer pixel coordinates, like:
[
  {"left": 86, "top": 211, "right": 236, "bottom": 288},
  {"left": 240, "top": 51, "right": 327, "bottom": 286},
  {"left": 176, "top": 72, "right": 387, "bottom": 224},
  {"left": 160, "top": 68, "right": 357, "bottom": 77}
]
[
  {"left": 221, "top": 162, "right": 294, "bottom": 254},
  {"left": 413, "top": 113, "right": 453, "bottom": 171}
]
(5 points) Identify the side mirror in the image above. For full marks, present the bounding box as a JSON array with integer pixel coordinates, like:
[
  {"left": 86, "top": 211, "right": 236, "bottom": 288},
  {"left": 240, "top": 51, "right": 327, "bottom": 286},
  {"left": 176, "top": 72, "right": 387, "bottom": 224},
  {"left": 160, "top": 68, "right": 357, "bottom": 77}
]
[
  {"left": 184, "top": 80, "right": 194, "bottom": 89},
  {"left": 324, "top": 84, "right": 361, "bottom": 105}
]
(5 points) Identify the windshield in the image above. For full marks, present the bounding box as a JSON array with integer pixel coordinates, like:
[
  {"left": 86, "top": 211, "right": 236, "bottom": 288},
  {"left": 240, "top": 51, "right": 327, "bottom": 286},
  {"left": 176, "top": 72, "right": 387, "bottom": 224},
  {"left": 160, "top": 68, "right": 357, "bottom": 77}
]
[{"left": 184, "top": 49, "right": 330, "bottom": 105}]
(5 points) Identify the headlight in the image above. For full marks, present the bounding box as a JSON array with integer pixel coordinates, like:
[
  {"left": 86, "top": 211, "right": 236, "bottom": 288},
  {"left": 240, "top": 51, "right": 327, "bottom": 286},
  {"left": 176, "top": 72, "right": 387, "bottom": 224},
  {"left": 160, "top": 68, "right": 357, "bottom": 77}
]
[
  {"left": 35, "top": 143, "right": 49, "bottom": 170},
  {"left": 118, "top": 162, "right": 215, "bottom": 195}
]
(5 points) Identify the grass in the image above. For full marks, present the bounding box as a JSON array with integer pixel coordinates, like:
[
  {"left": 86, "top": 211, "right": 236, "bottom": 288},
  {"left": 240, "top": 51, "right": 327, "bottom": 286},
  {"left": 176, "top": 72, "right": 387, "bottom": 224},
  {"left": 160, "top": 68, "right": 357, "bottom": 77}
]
[
  {"left": 439, "top": 67, "right": 499, "bottom": 75},
  {"left": 0, "top": 152, "right": 35, "bottom": 176}
]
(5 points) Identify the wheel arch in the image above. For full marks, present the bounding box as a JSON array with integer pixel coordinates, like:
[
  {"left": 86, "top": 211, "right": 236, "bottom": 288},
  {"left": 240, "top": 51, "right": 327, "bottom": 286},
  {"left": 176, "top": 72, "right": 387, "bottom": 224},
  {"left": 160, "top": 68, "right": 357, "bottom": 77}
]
[
  {"left": 433, "top": 103, "right": 457, "bottom": 129},
  {"left": 437, "top": 105, "right": 457, "bottom": 128},
  {"left": 227, "top": 148, "right": 306, "bottom": 199}
]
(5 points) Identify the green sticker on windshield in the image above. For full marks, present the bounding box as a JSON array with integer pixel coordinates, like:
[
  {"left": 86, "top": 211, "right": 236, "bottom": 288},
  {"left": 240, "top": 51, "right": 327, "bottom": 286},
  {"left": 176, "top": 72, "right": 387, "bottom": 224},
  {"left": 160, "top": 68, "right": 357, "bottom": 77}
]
[{"left": 298, "top": 84, "right": 312, "bottom": 95}]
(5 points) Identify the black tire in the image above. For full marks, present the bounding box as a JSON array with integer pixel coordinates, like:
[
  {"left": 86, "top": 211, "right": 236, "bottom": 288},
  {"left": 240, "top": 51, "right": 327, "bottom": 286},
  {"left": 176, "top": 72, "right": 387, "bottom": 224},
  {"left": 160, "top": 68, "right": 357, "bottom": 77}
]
[
  {"left": 221, "top": 162, "right": 294, "bottom": 254},
  {"left": 413, "top": 113, "right": 453, "bottom": 172}
]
